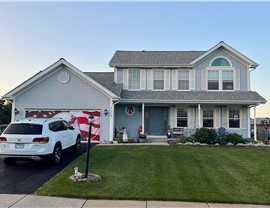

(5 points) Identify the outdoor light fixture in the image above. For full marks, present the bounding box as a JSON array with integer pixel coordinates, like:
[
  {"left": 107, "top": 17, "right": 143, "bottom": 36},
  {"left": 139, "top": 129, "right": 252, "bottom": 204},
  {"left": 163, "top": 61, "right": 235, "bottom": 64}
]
[
  {"left": 104, "top": 109, "right": 108, "bottom": 116},
  {"left": 138, "top": 106, "right": 142, "bottom": 112},
  {"left": 85, "top": 115, "right": 94, "bottom": 178},
  {"left": 14, "top": 108, "right": 19, "bottom": 115}
]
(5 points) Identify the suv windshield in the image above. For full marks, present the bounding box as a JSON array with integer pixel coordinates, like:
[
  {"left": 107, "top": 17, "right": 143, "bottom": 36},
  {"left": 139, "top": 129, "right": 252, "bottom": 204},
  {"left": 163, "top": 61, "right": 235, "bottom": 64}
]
[{"left": 3, "top": 123, "right": 43, "bottom": 135}]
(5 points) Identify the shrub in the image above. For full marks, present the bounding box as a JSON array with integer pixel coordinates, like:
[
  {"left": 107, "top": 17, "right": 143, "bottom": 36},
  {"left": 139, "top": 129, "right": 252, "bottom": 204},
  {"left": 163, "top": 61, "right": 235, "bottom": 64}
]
[
  {"left": 193, "top": 128, "right": 218, "bottom": 144},
  {"left": 179, "top": 136, "right": 194, "bottom": 144},
  {"left": 217, "top": 133, "right": 245, "bottom": 145}
]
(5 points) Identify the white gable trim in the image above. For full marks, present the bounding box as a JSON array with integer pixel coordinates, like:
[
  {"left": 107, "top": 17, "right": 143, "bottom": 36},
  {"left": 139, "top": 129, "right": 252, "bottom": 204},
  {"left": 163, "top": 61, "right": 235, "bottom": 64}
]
[
  {"left": 190, "top": 41, "right": 258, "bottom": 68},
  {"left": 3, "top": 58, "right": 120, "bottom": 100}
]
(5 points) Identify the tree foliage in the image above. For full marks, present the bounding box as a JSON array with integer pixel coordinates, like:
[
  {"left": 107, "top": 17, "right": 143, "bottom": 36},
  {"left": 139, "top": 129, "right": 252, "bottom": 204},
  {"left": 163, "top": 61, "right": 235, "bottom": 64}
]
[{"left": 0, "top": 99, "right": 12, "bottom": 124}]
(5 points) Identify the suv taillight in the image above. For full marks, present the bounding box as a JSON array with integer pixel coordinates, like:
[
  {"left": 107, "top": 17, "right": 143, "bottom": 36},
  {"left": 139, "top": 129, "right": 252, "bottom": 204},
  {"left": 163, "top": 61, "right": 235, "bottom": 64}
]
[
  {"left": 0, "top": 137, "right": 7, "bottom": 142},
  {"left": 33, "top": 137, "right": 49, "bottom": 143}
]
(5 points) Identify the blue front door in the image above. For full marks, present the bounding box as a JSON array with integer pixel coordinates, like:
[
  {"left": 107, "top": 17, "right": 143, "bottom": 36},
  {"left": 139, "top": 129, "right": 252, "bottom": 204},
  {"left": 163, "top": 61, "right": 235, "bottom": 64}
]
[{"left": 146, "top": 107, "right": 168, "bottom": 135}]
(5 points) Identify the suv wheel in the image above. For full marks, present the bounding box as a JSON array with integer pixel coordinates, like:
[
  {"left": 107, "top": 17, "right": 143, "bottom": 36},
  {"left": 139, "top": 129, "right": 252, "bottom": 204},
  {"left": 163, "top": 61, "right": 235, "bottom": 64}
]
[
  {"left": 3, "top": 157, "right": 17, "bottom": 166},
  {"left": 73, "top": 136, "right": 81, "bottom": 152},
  {"left": 51, "top": 144, "right": 62, "bottom": 165}
]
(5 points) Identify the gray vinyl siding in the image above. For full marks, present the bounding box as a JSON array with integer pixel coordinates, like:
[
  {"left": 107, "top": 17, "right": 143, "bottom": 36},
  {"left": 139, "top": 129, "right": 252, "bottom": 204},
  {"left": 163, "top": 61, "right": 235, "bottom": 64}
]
[
  {"left": 14, "top": 66, "right": 111, "bottom": 141},
  {"left": 194, "top": 49, "right": 249, "bottom": 91},
  {"left": 115, "top": 104, "right": 142, "bottom": 139}
]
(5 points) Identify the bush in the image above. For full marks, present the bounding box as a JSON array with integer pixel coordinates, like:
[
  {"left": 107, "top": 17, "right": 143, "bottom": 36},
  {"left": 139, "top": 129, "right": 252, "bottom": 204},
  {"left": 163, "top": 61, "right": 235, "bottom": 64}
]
[
  {"left": 193, "top": 128, "right": 218, "bottom": 144},
  {"left": 217, "top": 133, "right": 245, "bottom": 145},
  {"left": 179, "top": 136, "right": 194, "bottom": 144}
]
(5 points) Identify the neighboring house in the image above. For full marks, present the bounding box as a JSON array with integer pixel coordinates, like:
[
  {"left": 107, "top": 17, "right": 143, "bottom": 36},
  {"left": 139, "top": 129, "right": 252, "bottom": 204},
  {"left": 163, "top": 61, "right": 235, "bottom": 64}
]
[
  {"left": 2, "top": 41, "right": 266, "bottom": 142},
  {"left": 250, "top": 118, "right": 270, "bottom": 141}
]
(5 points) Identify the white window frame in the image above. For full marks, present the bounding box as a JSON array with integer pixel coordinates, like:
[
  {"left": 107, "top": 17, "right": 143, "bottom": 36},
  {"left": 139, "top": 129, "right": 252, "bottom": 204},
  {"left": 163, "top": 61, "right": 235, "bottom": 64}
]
[
  {"left": 178, "top": 70, "right": 190, "bottom": 91},
  {"left": 203, "top": 109, "right": 214, "bottom": 128},
  {"left": 128, "top": 68, "right": 141, "bottom": 90},
  {"left": 206, "top": 67, "right": 235, "bottom": 91},
  {"left": 153, "top": 69, "right": 165, "bottom": 91},
  {"left": 177, "top": 109, "right": 188, "bottom": 127},
  {"left": 228, "top": 109, "right": 241, "bottom": 129}
]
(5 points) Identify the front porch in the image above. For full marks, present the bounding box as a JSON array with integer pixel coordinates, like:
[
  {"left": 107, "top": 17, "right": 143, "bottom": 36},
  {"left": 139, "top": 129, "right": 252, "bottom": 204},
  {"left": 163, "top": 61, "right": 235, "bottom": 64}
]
[{"left": 114, "top": 102, "right": 259, "bottom": 141}]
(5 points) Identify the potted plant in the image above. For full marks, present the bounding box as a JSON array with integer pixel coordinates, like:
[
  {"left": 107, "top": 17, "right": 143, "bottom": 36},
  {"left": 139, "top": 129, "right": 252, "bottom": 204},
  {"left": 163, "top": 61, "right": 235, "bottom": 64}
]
[{"left": 138, "top": 134, "right": 147, "bottom": 143}]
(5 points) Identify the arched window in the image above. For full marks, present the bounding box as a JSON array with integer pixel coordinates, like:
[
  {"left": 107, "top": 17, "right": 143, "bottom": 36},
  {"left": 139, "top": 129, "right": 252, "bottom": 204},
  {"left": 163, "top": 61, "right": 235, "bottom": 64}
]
[{"left": 211, "top": 57, "right": 231, "bottom": 67}]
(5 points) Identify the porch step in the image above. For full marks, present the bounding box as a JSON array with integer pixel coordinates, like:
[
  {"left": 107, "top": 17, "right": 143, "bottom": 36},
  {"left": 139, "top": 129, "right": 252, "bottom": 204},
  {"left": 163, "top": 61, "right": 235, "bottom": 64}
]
[{"left": 147, "top": 135, "right": 168, "bottom": 143}]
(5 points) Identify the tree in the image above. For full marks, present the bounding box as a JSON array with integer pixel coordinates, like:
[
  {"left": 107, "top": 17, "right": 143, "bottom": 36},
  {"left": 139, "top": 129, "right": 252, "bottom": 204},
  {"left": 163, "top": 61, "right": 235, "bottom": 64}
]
[{"left": 0, "top": 99, "right": 12, "bottom": 124}]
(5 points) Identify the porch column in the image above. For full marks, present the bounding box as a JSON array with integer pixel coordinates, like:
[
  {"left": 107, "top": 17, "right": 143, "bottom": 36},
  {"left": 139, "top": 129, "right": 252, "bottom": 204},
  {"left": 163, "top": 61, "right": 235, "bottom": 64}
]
[
  {"left": 254, "top": 106, "right": 257, "bottom": 141},
  {"left": 142, "top": 103, "right": 145, "bottom": 134},
  {"left": 198, "top": 104, "right": 201, "bottom": 128}
]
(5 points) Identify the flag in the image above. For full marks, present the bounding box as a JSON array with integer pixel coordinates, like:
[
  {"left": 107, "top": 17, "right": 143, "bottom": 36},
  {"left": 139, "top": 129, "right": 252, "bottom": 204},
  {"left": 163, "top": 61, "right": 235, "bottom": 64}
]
[{"left": 25, "top": 110, "right": 100, "bottom": 141}]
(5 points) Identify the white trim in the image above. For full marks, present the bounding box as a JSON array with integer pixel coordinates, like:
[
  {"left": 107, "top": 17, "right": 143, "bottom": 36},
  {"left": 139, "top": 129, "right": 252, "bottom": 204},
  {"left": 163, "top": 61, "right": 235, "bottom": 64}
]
[
  {"left": 109, "top": 98, "right": 114, "bottom": 141},
  {"left": 254, "top": 106, "right": 257, "bottom": 141},
  {"left": 152, "top": 69, "right": 165, "bottom": 91},
  {"left": 114, "top": 67, "right": 118, "bottom": 83},
  {"left": 142, "top": 103, "right": 145, "bottom": 134},
  {"left": 123, "top": 69, "right": 129, "bottom": 90},
  {"left": 172, "top": 70, "right": 177, "bottom": 90},
  {"left": 147, "top": 69, "right": 153, "bottom": 90},
  {"left": 4, "top": 59, "right": 120, "bottom": 99},
  {"left": 140, "top": 69, "right": 146, "bottom": 90},
  {"left": 189, "top": 69, "right": 195, "bottom": 90},
  {"left": 209, "top": 56, "right": 232, "bottom": 67},
  {"left": 190, "top": 41, "right": 258, "bottom": 68}
]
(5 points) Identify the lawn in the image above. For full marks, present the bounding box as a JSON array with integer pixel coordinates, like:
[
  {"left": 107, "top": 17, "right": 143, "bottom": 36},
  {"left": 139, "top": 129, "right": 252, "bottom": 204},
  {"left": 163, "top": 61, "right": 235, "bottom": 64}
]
[{"left": 36, "top": 145, "right": 270, "bottom": 204}]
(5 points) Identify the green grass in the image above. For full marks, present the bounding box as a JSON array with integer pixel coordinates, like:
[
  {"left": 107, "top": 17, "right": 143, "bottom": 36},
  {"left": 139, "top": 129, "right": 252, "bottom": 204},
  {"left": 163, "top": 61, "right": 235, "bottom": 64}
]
[{"left": 36, "top": 146, "right": 270, "bottom": 204}]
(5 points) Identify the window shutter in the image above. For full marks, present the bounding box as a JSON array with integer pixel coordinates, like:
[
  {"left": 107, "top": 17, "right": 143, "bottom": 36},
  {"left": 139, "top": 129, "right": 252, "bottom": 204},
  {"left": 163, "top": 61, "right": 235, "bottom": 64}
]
[
  {"left": 201, "top": 70, "right": 207, "bottom": 90},
  {"left": 172, "top": 70, "right": 177, "bottom": 90},
  {"left": 170, "top": 107, "right": 177, "bottom": 127},
  {"left": 188, "top": 108, "right": 195, "bottom": 128},
  {"left": 189, "top": 69, "right": 195, "bottom": 90},
  {"left": 235, "top": 70, "right": 240, "bottom": 91},
  {"left": 147, "top": 69, "right": 152, "bottom": 90},
  {"left": 140, "top": 69, "right": 146, "bottom": 90},
  {"left": 165, "top": 70, "right": 171, "bottom": 90},
  {"left": 222, "top": 108, "right": 228, "bottom": 128},
  {"left": 214, "top": 108, "right": 221, "bottom": 128},
  {"left": 123, "top": 69, "right": 128, "bottom": 90},
  {"left": 240, "top": 108, "right": 247, "bottom": 129}
]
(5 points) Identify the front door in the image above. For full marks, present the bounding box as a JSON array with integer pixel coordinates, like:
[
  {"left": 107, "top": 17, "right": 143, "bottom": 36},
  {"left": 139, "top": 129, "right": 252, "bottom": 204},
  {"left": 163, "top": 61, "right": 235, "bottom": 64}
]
[{"left": 146, "top": 107, "right": 168, "bottom": 135}]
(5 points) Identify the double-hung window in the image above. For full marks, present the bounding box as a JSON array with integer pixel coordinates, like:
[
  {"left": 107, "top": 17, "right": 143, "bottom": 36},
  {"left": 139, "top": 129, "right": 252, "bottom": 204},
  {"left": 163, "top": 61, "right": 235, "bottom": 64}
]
[
  {"left": 128, "top": 69, "right": 140, "bottom": 90},
  {"left": 177, "top": 109, "right": 188, "bottom": 127},
  {"left": 222, "top": 71, "right": 234, "bottom": 90},
  {"left": 153, "top": 70, "right": 164, "bottom": 90},
  {"left": 229, "top": 109, "right": 240, "bottom": 128},
  {"left": 178, "top": 71, "right": 189, "bottom": 90},
  {"left": 208, "top": 71, "right": 219, "bottom": 90},
  {"left": 203, "top": 109, "right": 214, "bottom": 128},
  {"left": 207, "top": 57, "right": 234, "bottom": 91}
]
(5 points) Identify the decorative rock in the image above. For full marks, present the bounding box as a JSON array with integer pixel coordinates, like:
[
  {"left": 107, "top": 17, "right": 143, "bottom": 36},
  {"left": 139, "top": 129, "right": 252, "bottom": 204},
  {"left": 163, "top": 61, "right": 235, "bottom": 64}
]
[{"left": 69, "top": 173, "right": 101, "bottom": 183}]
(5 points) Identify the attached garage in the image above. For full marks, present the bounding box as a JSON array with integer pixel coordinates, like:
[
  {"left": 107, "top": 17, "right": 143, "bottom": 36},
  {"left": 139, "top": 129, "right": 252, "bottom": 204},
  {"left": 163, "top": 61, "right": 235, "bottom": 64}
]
[{"left": 3, "top": 58, "right": 121, "bottom": 142}]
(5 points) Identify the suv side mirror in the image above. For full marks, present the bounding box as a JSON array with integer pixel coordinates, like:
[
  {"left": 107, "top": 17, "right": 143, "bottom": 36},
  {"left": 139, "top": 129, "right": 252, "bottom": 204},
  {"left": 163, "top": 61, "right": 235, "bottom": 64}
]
[{"left": 69, "top": 126, "right": 75, "bottom": 130}]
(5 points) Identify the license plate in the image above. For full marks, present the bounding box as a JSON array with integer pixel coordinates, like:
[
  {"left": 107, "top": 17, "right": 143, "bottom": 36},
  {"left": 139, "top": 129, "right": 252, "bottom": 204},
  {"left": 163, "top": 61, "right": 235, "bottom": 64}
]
[{"left": 15, "top": 143, "right": 24, "bottom": 149}]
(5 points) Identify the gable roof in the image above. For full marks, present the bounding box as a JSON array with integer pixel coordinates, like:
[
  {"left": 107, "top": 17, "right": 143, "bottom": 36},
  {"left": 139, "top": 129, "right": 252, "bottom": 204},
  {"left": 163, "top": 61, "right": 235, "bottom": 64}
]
[
  {"left": 109, "top": 51, "right": 205, "bottom": 67},
  {"left": 84, "top": 72, "right": 122, "bottom": 97},
  {"left": 190, "top": 41, "right": 258, "bottom": 68},
  {"left": 3, "top": 58, "right": 120, "bottom": 100},
  {"left": 109, "top": 41, "right": 258, "bottom": 69}
]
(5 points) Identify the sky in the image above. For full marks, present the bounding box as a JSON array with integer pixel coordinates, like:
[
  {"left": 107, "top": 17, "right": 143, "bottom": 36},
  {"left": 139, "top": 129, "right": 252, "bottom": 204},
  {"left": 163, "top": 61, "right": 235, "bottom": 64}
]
[{"left": 0, "top": 1, "right": 269, "bottom": 118}]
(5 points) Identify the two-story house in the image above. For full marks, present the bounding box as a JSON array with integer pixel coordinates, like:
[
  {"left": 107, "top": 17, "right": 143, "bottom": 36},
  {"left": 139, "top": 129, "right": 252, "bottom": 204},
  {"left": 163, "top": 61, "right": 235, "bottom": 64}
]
[{"left": 3, "top": 41, "right": 266, "bottom": 142}]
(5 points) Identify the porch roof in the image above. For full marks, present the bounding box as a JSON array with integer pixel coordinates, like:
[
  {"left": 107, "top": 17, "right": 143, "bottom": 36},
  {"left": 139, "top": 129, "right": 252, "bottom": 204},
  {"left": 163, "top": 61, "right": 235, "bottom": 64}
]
[{"left": 120, "top": 91, "right": 266, "bottom": 105}]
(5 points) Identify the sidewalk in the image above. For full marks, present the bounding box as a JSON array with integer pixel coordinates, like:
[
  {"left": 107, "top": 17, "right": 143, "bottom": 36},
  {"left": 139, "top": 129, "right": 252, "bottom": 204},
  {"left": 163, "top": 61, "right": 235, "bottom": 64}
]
[{"left": 1, "top": 194, "right": 270, "bottom": 208}]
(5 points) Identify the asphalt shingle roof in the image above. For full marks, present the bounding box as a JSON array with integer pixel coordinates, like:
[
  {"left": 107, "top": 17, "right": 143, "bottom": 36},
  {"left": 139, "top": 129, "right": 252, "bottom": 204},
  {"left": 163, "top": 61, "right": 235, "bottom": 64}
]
[
  {"left": 109, "top": 51, "right": 206, "bottom": 66},
  {"left": 84, "top": 72, "right": 266, "bottom": 104},
  {"left": 84, "top": 72, "right": 122, "bottom": 97},
  {"left": 120, "top": 91, "right": 266, "bottom": 104}
]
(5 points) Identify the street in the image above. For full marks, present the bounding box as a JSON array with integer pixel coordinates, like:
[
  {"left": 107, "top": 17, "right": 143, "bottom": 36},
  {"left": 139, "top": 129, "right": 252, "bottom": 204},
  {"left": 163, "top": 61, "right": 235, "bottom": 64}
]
[{"left": 0, "top": 143, "right": 87, "bottom": 194}]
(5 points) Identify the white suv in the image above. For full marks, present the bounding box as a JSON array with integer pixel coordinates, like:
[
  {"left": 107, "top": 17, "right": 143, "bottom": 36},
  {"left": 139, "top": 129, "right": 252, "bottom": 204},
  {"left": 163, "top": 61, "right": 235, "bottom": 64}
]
[{"left": 0, "top": 118, "right": 81, "bottom": 166}]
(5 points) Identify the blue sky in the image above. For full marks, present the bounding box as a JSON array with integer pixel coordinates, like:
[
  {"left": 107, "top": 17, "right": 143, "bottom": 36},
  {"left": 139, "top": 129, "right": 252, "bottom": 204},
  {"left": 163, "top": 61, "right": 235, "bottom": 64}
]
[{"left": 0, "top": 1, "right": 269, "bottom": 117}]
